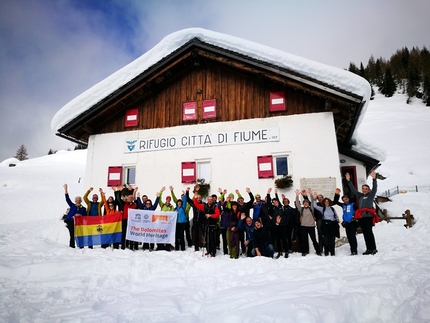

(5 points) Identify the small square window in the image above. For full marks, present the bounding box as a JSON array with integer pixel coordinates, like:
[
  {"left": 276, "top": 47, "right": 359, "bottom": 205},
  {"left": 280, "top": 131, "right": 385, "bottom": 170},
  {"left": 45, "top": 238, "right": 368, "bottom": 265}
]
[
  {"left": 124, "top": 166, "right": 136, "bottom": 185},
  {"left": 197, "top": 162, "right": 211, "bottom": 184},
  {"left": 276, "top": 157, "right": 288, "bottom": 176}
]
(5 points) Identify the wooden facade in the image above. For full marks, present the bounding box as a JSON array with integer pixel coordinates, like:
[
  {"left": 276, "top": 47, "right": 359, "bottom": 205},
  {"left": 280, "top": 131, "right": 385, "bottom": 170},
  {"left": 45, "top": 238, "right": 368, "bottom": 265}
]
[{"left": 57, "top": 39, "right": 363, "bottom": 149}]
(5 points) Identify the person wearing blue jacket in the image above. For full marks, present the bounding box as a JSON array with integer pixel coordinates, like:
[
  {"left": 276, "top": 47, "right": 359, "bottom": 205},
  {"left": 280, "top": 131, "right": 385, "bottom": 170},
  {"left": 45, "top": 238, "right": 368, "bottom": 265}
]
[
  {"left": 238, "top": 213, "right": 255, "bottom": 257},
  {"left": 174, "top": 187, "right": 189, "bottom": 251},
  {"left": 333, "top": 188, "right": 359, "bottom": 255},
  {"left": 63, "top": 184, "right": 87, "bottom": 248}
]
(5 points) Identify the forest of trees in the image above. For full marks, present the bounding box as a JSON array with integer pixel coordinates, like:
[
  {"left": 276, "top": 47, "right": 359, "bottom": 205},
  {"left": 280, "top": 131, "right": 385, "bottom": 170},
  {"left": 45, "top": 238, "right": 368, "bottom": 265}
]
[{"left": 348, "top": 46, "right": 430, "bottom": 105}]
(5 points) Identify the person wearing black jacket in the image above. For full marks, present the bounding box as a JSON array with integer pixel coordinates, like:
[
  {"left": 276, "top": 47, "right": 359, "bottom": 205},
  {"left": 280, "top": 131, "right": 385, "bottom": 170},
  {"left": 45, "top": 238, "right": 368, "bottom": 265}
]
[
  {"left": 252, "top": 219, "right": 275, "bottom": 258},
  {"left": 193, "top": 189, "right": 220, "bottom": 257},
  {"left": 314, "top": 194, "right": 324, "bottom": 254},
  {"left": 259, "top": 189, "right": 273, "bottom": 227},
  {"left": 186, "top": 189, "right": 205, "bottom": 252},
  {"left": 282, "top": 197, "right": 298, "bottom": 254},
  {"left": 270, "top": 198, "right": 288, "bottom": 258}
]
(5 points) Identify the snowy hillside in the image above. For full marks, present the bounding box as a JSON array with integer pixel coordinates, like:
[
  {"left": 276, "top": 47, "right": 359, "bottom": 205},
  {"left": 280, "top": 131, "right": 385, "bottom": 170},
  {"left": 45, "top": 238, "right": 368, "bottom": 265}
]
[{"left": 1, "top": 92, "right": 430, "bottom": 322}]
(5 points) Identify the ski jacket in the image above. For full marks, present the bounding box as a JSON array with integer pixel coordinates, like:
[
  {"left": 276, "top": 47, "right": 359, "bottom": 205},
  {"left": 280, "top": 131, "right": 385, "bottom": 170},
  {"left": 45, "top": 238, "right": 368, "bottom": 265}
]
[
  {"left": 83, "top": 190, "right": 103, "bottom": 216},
  {"left": 136, "top": 196, "right": 160, "bottom": 210},
  {"left": 296, "top": 195, "right": 315, "bottom": 227},
  {"left": 238, "top": 218, "right": 254, "bottom": 244},
  {"left": 185, "top": 190, "right": 204, "bottom": 223},
  {"left": 347, "top": 179, "right": 377, "bottom": 217},
  {"left": 313, "top": 201, "right": 339, "bottom": 221},
  {"left": 270, "top": 205, "right": 286, "bottom": 226},
  {"left": 238, "top": 192, "right": 255, "bottom": 217},
  {"left": 253, "top": 225, "right": 272, "bottom": 250},
  {"left": 194, "top": 198, "right": 221, "bottom": 225},
  {"left": 333, "top": 193, "right": 357, "bottom": 223},
  {"left": 123, "top": 202, "right": 137, "bottom": 220},
  {"left": 355, "top": 208, "right": 379, "bottom": 225},
  {"left": 64, "top": 194, "right": 87, "bottom": 220},
  {"left": 283, "top": 205, "right": 298, "bottom": 227},
  {"left": 102, "top": 194, "right": 117, "bottom": 215},
  {"left": 220, "top": 201, "right": 231, "bottom": 228},
  {"left": 174, "top": 194, "right": 188, "bottom": 223}
]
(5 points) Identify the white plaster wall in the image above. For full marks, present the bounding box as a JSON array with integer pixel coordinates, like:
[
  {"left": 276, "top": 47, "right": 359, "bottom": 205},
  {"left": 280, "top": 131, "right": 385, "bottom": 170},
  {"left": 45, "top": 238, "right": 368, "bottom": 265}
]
[
  {"left": 338, "top": 153, "right": 368, "bottom": 187},
  {"left": 85, "top": 112, "right": 343, "bottom": 202}
]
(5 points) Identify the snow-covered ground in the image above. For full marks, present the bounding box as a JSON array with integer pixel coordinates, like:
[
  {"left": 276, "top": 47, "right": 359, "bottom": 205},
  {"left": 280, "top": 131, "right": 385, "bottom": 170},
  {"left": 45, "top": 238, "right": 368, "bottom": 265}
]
[{"left": 1, "top": 92, "right": 430, "bottom": 322}]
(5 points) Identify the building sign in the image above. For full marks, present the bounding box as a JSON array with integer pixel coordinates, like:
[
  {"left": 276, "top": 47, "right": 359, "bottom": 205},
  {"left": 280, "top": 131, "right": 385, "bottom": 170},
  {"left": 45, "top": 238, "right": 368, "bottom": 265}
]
[
  {"left": 300, "top": 177, "right": 337, "bottom": 200},
  {"left": 127, "top": 209, "right": 177, "bottom": 244},
  {"left": 124, "top": 127, "right": 280, "bottom": 153}
]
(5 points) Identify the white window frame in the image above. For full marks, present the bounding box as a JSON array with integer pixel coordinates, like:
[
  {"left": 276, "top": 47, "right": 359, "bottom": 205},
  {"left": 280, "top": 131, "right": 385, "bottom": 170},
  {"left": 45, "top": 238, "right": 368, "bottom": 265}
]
[
  {"left": 272, "top": 152, "right": 292, "bottom": 177},
  {"left": 123, "top": 165, "right": 136, "bottom": 185},
  {"left": 195, "top": 158, "right": 211, "bottom": 184}
]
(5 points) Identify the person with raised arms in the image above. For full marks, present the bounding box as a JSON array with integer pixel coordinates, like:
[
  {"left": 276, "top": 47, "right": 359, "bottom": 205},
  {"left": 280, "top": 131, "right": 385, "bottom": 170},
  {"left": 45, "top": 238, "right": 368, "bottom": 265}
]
[
  {"left": 63, "top": 184, "right": 87, "bottom": 248},
  {"left": 345, "top": 170, "right": 379, "bottom": 255}
]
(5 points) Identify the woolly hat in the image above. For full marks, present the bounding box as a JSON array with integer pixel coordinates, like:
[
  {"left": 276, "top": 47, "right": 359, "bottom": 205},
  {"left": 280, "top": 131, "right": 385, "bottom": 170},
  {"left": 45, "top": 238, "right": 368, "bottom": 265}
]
[{"left": 228, "top": 193, "right": 234, "bottom": 198}]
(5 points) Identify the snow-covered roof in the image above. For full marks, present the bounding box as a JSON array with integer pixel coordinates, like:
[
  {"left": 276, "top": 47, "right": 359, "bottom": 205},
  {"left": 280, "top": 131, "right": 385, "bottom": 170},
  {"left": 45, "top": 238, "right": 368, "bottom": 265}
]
[{"left": 51, "top": 28, "right": 371, "bottom": 137}]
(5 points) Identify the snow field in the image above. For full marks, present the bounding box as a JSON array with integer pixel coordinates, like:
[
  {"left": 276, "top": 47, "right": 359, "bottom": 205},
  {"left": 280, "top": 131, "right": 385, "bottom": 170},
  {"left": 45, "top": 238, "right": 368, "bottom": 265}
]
[{"left": 1, "top": 92, "right": 430, "bottom": 322}]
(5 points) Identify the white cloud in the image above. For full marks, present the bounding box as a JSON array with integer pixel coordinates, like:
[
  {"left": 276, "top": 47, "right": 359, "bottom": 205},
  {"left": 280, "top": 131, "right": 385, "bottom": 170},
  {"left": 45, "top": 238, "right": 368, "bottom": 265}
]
[{"left": 0, "top": 0, "right": 428, "bottom": 161}]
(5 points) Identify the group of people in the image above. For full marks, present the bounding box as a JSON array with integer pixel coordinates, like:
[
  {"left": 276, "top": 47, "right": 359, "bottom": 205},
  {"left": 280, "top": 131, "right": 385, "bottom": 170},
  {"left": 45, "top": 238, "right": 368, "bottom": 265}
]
[{"left": 63, "top": 170, "right": 379, "bottom": 257}]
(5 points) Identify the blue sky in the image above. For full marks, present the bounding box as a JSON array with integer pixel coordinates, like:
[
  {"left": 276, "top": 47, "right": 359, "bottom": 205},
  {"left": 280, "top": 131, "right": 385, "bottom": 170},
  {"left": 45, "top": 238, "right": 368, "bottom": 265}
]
[{"left": 0, "top": 0, "right": 429, "bottom": 161}]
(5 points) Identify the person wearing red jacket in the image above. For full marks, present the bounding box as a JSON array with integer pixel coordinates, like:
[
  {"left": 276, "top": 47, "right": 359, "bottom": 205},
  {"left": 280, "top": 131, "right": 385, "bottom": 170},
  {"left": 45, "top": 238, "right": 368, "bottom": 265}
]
[
  {"left": 193, "top": 185, "right": 220, "bottom": 257},
  {"left": 114, "top": 185, "right": 138, "bottom": 250}
]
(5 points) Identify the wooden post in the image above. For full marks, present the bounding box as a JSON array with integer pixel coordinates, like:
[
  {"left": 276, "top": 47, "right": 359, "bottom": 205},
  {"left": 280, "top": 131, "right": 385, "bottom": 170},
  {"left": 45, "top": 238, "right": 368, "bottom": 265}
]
[{"left": 405, "top": 210, "right": 412, "bottom": 228}]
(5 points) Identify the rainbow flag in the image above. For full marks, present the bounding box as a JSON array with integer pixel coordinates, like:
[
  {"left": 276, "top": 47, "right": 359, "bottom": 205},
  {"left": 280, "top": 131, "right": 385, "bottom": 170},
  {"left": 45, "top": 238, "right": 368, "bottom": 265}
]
[{"left": 74, "top": 212, "right": 122, "bottom": 248}]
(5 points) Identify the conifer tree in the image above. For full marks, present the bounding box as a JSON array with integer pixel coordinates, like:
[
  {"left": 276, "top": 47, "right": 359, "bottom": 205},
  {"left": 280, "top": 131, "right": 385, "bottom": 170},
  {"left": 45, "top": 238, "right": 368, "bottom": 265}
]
[
  {"left": 367, "top": 55, "right": 376, "bottom": 83},
  {"left": 423, "top": 74, "right": 430, "bottom": 106},
  {"left": 15, "top": 144, "right": 28, "bottom": 161},
  {"left": 348, "top": 62, "right": 358, "bottom": 74},
  {"left": 406, "top": 66, "right": 421, "bottom": 101},
  {"left": 374, "top": 58, "right": 383, "bottom": 86},
  {"left": 380, "top": 68, "right": 396, "bottom": 97},
  {"left": 359, "top": 62, "right": 365, "bottom": 78}
]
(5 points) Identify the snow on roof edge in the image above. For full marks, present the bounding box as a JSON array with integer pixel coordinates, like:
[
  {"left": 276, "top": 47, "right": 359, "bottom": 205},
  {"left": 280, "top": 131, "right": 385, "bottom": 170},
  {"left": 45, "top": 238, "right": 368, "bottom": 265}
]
[
  {"left": 351, "top": 135, "right": 386, "bottom": 163},
  {"left": 51, "top": 28, "right": 371, "bottom": 134}
]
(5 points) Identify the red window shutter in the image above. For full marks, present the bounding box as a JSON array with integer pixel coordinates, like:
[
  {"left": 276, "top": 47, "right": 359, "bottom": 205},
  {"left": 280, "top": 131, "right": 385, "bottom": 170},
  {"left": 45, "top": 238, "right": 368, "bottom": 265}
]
[
  {"left": 107, "top": 166, "right": 123, "bottom": 186},
  {"left": 125, "top": 109, "right": 138, "bottom": 127},
  {"left": 269, "top": 92, "right": 286, "bottom": 112},
  {"left": 183, "top": 102, "right": 197, "bottom": 121},
  {"left": 202, "top": 99, "right": 216, "bottom": 119},
  {"left": 181, "top": 162, "right": 196, "bottom": 183},
  {"left": 257, "top": 156, "right": 274, "bottom": 178}
]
